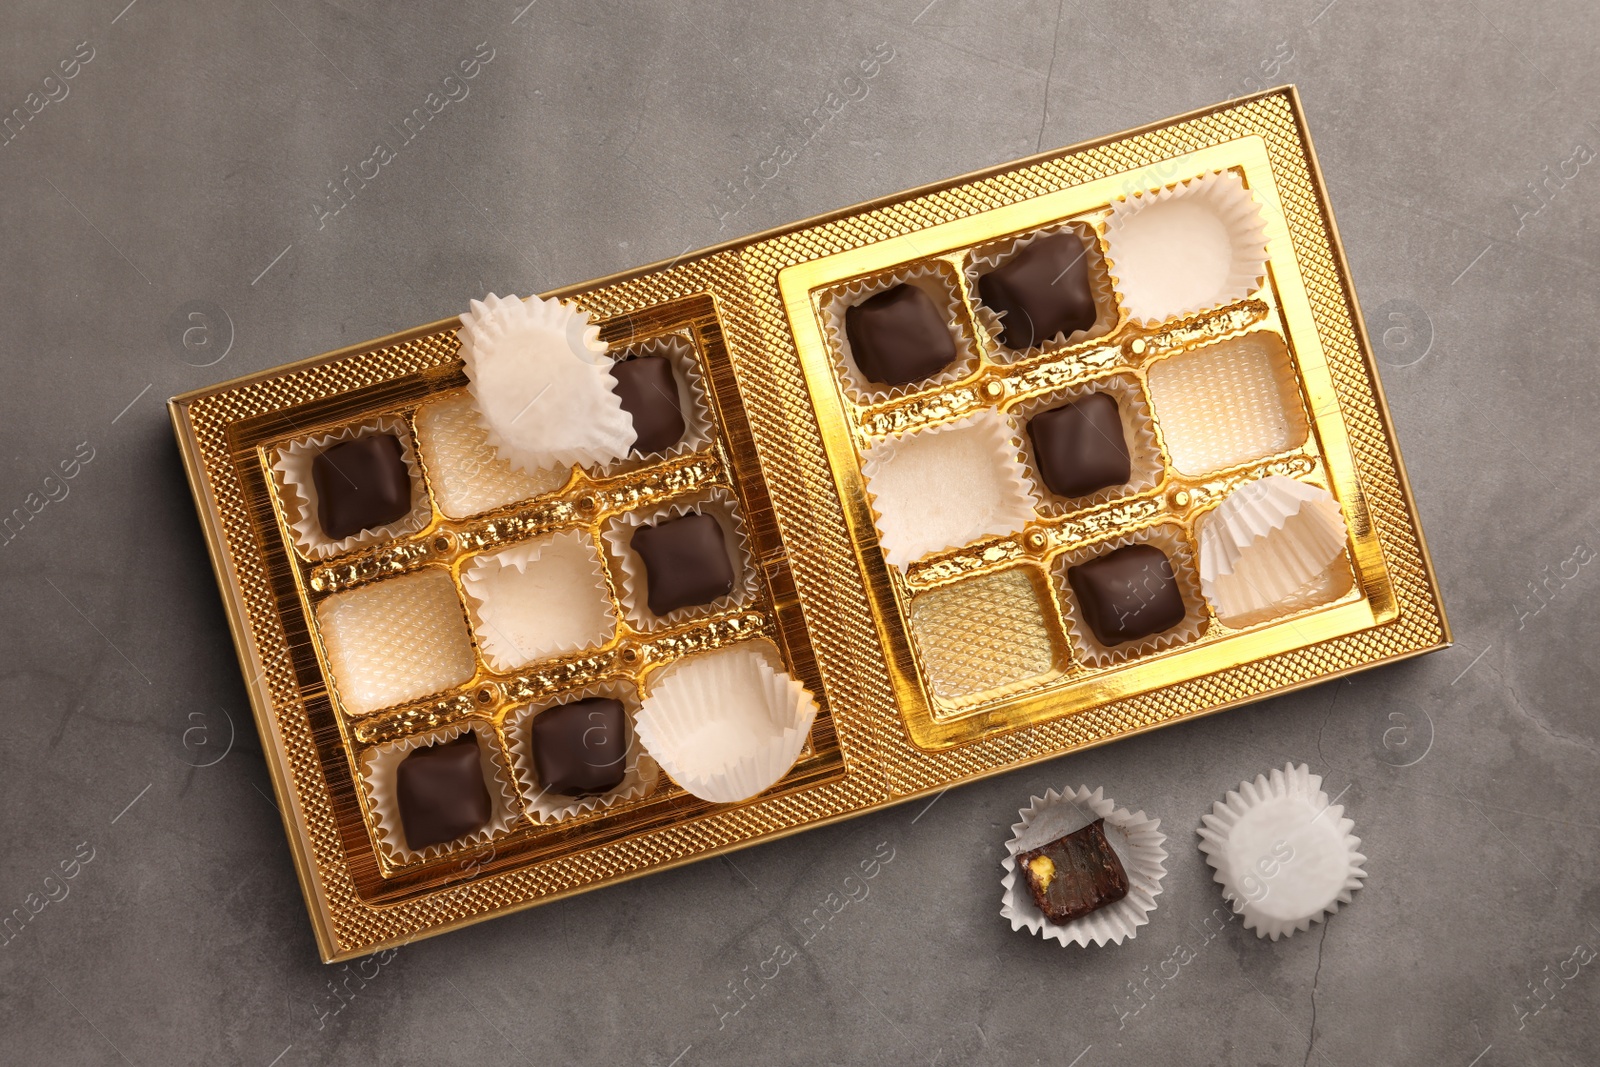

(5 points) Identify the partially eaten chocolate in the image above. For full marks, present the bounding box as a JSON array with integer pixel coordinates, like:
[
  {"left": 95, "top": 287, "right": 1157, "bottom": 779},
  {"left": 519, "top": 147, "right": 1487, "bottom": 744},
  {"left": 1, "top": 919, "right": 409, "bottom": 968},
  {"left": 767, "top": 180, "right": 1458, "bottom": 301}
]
[{"left": 1016, "top": 817, "right": 1129, "bottom": 924}]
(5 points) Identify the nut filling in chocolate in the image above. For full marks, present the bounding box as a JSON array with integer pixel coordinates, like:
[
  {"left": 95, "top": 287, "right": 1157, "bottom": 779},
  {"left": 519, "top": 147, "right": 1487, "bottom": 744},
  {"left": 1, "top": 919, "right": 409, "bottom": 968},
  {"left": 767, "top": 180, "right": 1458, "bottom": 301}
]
[
  {"left": 630, "top": 511, "right": 736, "bottom": 617},
  {"left": 395, "top": 735, "right": 492, "bottom": 851},
  {"left": 311, "top": 433, "right": 413, "bottom": 540},
  {"left": 530, "top": 697, "right": 629, "bottom": 797},
  {"left": 1027, "top": 391, "right": 1132, "bottom": 499},
  {"left": 843, "top": 283, "right": 958, "bottom": 387},
  {"left": 977, "top": 231, "right": 1098, "bottom": 350},
  {"left": 1017, "top": 817, "right": 1130, "bottom": 924},
  {"left": 1067, "top": 542, "right": 1187, "bottom": 646}
]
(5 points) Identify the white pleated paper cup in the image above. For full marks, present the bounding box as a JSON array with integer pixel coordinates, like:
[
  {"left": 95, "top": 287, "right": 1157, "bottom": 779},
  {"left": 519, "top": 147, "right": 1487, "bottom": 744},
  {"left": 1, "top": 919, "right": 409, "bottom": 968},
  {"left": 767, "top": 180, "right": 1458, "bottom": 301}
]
[
  {"left": 458, "top": 292, "right": 634, "bottom": 472},
  {"left": 272, "top": 415, "right": 430, "bottom": 560},
  {"left": 1198, "top": 763, "right": 1367, "bottom": 941},
  {"left": 1198, "top": 475, "right": 1350, "bottom": 627},
  {"left": 859, "top": 409, "right": 1037, "bottom": 570},
  {"left": 1104, "top": 169, "right": 1269, "bottom": 326},
  {"left": 459, "top": 529, "right": 618, "bottom": 674},
  {"left": 1000, "top": 785, "right": 1167, "bottom": 948},
  {"left": 635, "top": 641, "right": 819, "bottom": 805}
]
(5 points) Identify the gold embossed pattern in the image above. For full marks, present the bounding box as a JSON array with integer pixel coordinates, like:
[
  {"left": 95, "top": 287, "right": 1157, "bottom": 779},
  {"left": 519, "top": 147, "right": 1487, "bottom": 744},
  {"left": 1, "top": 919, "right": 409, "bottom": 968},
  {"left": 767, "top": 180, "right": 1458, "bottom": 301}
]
[
  {"left": 170, "top": 91, "right": 1447, "bottom": 960},
  {"left": 908, "top": 569, "right": 1060, "bottom": 704}
]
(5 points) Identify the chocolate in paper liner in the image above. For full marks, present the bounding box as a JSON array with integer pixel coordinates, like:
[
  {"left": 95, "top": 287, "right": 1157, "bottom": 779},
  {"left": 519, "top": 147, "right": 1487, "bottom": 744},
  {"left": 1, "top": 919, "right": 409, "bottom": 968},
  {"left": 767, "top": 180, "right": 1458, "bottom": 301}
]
[
  {"left": 1052, "top": 522, "right": 1207, "bottom": 667},
  {"left": 859, "top": 409, "right": 1037, "bottom": 570},
  {"left": 272, "top": 415, "right": 431, "bottom": 560},
  {"left": 964, "top": 219, "right": 1119, "bottom": 360},
  {"left": 601, "top": 486, "right": 758, "bottom": 630},
  {"left": 360, "top": 720, "right": 520, "bottom": 865},
  {"left": 506, "top": 678, "right": 660, "bottom": 825},
  {"left": 1198, "top": 762, "right": 1367, "bottom": 941},
  {"left": 1103, "top": 169, "right": 1269, "bottom": 326},
  {"left": 1000, "top": 785, "right": 1167, "bottom": 948},
  {"left": 1009, "top": 373, "right": 1163, "bottom": 517},
  {"left": 634, "top": 640, "right": 818, "bottom": 805},
  {"left": 460, "top": 529, "right": 618, "bottom": 674},
  {"left": 457, "top": 292, "right": 634, "bottom": 472},
  {"left": 817, "top": 259, "right": 981, "bottom": 405},
  {"left": 413, "top": 393, "right": 571, "bottom": 520},
  {"left": 596, "top": 333, "right": 716, "bottom": 477}
]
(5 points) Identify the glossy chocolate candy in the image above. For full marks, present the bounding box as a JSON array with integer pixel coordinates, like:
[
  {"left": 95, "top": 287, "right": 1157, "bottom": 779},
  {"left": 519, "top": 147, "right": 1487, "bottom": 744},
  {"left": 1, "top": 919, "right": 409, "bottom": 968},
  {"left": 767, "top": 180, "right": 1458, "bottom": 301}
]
[
  {"left": 395, "top": 734, "right": 492, "bottom": 851},
  {"left": 530, "top": 697, "right": 628, "bottom": 797},
  {"left": 630, "top": 511, "right": 736, "bottom": 617},
  {"left": 1067, "top": 543, "right": 1186, "bottom": 646},
  {"left": 611, "top": 355, "right": 686, "bottom": 455},
  {"left": 311, "top": 433, "right": 412, "bottom": 540},
  {"left": 843, "top": 283, "right": 958, "bottom": 387},
  {"left": 978, "top": 231, "right": 1098, "bottom": 350},
  {"left": 1027, "top": 392, "right": 1131, "bottom": 499}
]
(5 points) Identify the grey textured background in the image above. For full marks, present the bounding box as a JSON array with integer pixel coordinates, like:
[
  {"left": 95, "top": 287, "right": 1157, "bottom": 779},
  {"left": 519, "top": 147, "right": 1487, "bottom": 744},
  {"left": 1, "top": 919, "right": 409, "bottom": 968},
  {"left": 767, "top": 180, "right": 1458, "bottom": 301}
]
[{"left": 2, "top": 1, "right": 1597, "bottom": 1064}]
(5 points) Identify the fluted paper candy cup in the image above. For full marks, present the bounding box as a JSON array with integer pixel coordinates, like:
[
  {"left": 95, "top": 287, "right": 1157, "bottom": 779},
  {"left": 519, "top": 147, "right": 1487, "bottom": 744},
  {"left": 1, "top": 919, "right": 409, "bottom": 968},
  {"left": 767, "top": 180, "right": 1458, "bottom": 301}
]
[
  {"left": 272, "top": 416, "right": 430, "bottom": 560},
  {"left": 1199, "top": 475, "right": 1350, "bottom": 627},
  {"left": 635, "top": 642, "right": 819, "bottom": 805},
  {"left": 458, "top": 292, "right": 634, "bottom": 472},
  {"left": 1104, "top": 169, "right": 1269, "bottom": 326},
  {"left": 1198, "top": 762, "right": 1367, "bottom": 941},
  {"left": 460, "top": 529, "right": 617, "bottom": 673},
  {"left": 1000, "top": 785, "right": 1168, "bottom": 947}
]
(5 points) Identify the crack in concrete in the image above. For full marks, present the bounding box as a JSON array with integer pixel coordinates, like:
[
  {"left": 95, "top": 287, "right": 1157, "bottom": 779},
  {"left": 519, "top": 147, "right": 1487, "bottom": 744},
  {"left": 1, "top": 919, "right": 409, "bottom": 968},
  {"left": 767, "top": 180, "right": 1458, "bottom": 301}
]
[
  {"left": 1303, "top": 921, "right": 1330, "bottom": 1067},
  {"left": 1483, "top": 661, "right": 1599, "bottom": 755}
]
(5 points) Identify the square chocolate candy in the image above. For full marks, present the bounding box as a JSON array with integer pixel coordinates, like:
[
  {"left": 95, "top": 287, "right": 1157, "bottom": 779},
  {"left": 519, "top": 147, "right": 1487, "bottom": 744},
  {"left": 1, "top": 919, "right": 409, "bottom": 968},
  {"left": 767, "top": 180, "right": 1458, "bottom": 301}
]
[
  {"left": 530, "top": 697, "right": 629, "bottom": 797},
  {"left": 396, "top": 734, "right": 492, "bottom": 851},
  {"left": 977, "top": 231, "right": 1098, "bottom": 350},
  {"left": 312, "top": 433, "right": 413, "bottom": 541},
  {"left": 1067, "top": 543, "right": 1186, "bottom": 646},
  {"left": 843, "top": 283, "right": 958, "bottom": 388},
  {"left": 1017, "top": 817, "right": 1130, "bottom": 924},
  {"left": 630, "top": 511, "right": 736, "bottom": 617},
  {"left": 611, "top": 355, "right": 686, "bottom": 455},
  {"left": 1027, "top": 392, "right": 1131, "bottom": 499}
]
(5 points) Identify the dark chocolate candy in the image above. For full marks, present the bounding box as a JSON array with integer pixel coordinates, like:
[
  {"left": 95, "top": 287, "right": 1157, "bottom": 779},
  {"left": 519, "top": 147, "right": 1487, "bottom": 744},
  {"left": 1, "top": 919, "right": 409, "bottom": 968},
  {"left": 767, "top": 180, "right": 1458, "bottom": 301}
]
[
  {"left": 630, "top": 511, "right": 736, "bottom": 617},
  {"left": 1017, "top": 817, "right": 1130, "bottom": 924},
  {"left": 1028, "top": 392, "right": 1132, "bottom": 499},
  {"left": 611, "top": 355, "right": 687, "bottom": 455},
  {"left": 977, "top": 232, "right": 1098, "bottom": 350},
  {"left": 1067, "top": 543, "right": 1186, "bottom": 646},
  {"left": 530, "top": 696, "right": 628, "bottom": 797},
  {"left": 395, "top": 734, "right": 492, "bottom": 851},
  {"left": 843, "top": 283, "right": 958, "bottom": 387},
  {"left": 311, "top": 433, "right": 412, "bottom": 541}
]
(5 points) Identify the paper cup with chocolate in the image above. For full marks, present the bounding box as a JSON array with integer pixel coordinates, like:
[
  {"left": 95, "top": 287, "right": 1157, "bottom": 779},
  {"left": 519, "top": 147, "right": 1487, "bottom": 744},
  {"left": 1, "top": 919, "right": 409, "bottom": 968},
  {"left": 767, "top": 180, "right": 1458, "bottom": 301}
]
[
  {"left": 360, "top": 720, "right": 520, "bottom": 864},
  {"left": 600, "top": 332, "right": 716, "bottom": 475},
  {"left": 634, "top": 641, "right": 819, "bottom": 804},
  {"left": 1009, "top": 373, "right": 1163, "bottom": 516},
  {"left": 818, "top": 259, "right": 980, "bottom": 405},
  {"left": 1104, "top": 169, "right": 1269, "bottom": 326},
  {"left": 965, "top": 220, "right": 1119, "bottom": 358},
  {"left": 601, "top": 487, "right": 757, "bottom": 630},
  {"left": 272, "top": 415, "right": 431, "bottom": 559},
  {"left": 1000, "top": 785, "right": 1167, "bottom": 947},
  {"left": 507, "top": 679, "right": 660, "bottom": 824},
  {"left": 1198, "top": 762, "right": 1367, "bottom": 941},
  {"left": 1052, "top": 523, "right": 1207, "bottom": 668}
]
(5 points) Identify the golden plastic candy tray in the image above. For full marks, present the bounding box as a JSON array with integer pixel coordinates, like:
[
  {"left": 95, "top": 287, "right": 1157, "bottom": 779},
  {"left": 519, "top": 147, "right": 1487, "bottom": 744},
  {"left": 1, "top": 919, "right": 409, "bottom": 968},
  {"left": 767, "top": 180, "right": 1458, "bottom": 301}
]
[{"left": 170, "top": 88, "right": 1448, "bottom": 962}]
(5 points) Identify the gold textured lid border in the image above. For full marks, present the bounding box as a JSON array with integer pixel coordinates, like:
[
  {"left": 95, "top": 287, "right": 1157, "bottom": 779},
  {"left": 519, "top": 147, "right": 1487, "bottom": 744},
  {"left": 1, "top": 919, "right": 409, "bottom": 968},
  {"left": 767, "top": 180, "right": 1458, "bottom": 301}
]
[{"left": 170, "top": 87, "right": 1447, "bottom": 962}]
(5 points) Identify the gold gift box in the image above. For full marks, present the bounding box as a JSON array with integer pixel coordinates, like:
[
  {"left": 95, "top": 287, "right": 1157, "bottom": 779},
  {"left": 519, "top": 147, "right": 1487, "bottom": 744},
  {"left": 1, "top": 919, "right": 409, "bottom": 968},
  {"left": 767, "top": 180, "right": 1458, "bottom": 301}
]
[{"left": 170, "top": 87, "right": 1447, "bottom": 962}]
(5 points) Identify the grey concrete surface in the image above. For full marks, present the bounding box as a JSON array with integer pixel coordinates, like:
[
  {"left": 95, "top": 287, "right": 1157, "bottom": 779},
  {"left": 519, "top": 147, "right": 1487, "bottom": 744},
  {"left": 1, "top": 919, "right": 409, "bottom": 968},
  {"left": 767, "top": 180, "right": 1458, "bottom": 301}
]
[{"left": 2, "top": 1, "right": 1597, "bottom": 1064}]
